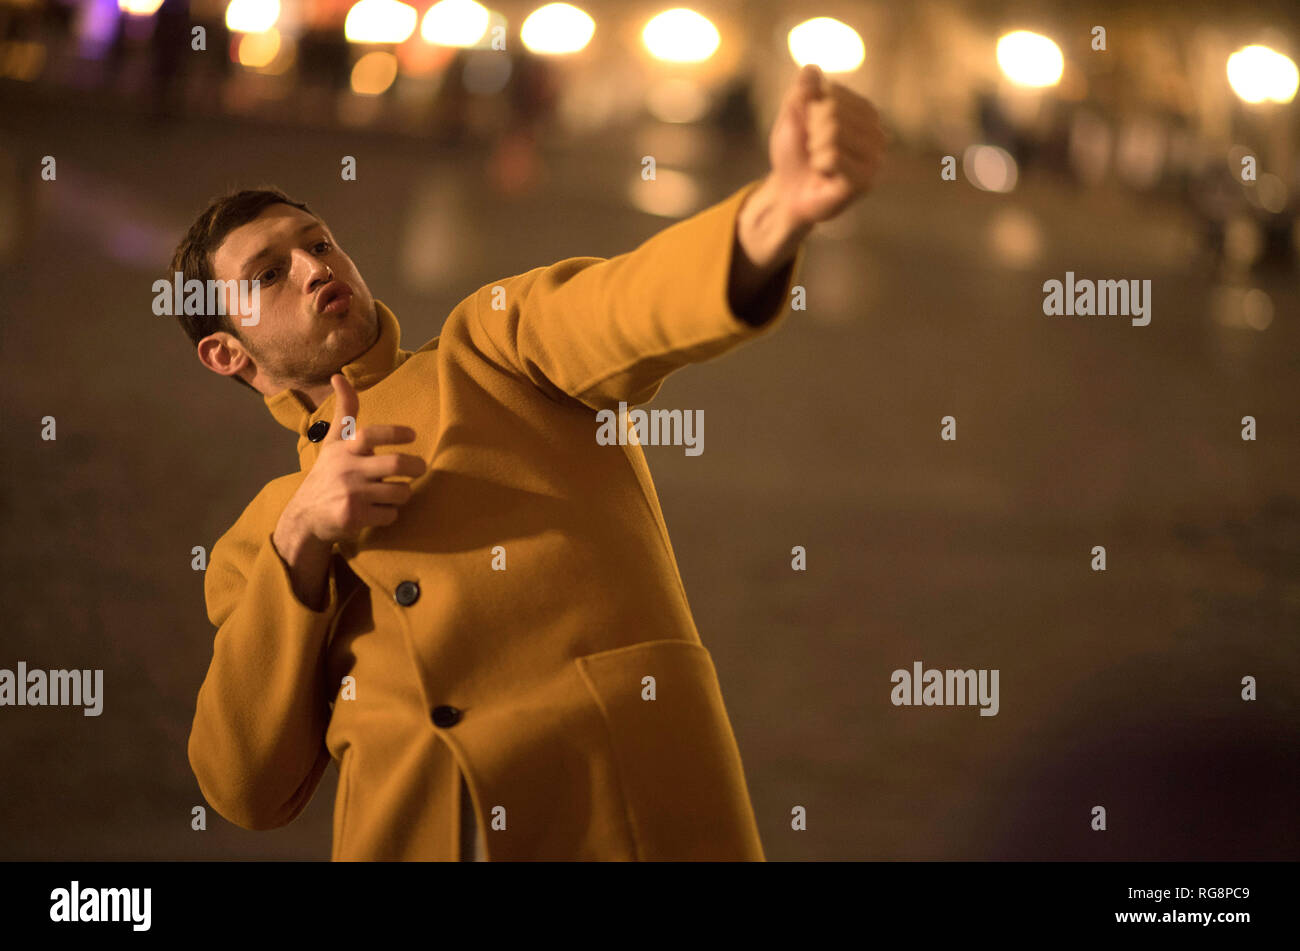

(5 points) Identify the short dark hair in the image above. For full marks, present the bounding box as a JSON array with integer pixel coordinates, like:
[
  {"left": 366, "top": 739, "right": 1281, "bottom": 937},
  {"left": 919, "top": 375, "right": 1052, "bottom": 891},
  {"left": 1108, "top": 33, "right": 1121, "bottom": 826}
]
[{"left": 169, "top": 187, "right": 317, "bottom": 393}]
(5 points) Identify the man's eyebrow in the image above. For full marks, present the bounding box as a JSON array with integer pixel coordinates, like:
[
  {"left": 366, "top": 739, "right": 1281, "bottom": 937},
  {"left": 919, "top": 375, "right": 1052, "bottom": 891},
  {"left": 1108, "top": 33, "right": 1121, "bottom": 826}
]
[{"left": 239, "top": 221, "right": 327, "bottom": 276}]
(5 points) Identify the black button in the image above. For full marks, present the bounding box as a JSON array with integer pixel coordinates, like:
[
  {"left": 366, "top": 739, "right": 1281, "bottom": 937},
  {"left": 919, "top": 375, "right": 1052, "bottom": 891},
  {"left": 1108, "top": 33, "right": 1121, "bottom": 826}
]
[
  {"left": 431, "top": 705, "right": 461, "bottom": 727},
  {"left": 307, "top": 420, "right": 330, "bottom": 442},
  {"left": 394, "top": 580, "right": 420, "bottom": 606}
]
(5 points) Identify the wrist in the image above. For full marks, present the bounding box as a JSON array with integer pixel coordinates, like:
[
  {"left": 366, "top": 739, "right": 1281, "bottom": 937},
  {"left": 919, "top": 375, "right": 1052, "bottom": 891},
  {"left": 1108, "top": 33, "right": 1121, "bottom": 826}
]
[
  {"left": 273, "top": 508, "right": 334, "bottom": 612},
  {"left": 738, "top": 175, "right": 812, "bottom": 269},
  {"left": 274, "top": 506, "right": 323, "bottom": 560}
]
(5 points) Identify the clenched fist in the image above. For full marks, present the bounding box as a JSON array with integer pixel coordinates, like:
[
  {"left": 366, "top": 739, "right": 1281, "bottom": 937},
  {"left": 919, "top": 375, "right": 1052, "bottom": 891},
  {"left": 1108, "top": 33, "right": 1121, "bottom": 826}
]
[
  {"left": 769, "top": 63, "right": 887, "bottom": 225},
  {"left": 273, "top": 373, "right": 426, "bottom": 608},
  {"left": 730, "top": 64, "right": 888, "bottom": 312}
]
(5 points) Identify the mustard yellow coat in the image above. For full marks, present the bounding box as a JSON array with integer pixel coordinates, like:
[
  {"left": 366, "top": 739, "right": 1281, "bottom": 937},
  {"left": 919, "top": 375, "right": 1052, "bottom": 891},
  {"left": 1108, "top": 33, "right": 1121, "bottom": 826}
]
[{"left": 188, "top": 179, "right": 806, "bottom": 860}]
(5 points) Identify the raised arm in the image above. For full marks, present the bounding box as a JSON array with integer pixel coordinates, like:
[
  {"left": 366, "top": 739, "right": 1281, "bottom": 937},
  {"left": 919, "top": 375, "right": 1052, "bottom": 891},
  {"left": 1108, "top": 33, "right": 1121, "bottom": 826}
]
[
  {"left": 463, "top": 177, "right": 803, "bottom": 410},
  {"left": 462, "top": 63, "right": 885, "bottom": 411}
]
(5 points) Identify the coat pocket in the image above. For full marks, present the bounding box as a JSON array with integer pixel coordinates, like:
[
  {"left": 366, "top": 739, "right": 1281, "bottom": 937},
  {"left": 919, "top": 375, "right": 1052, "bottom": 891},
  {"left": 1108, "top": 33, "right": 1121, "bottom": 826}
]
[
  {"left": 573, "top": 638, "right": 765, "bottom": 860},
  {"left": 331, "top": 748, "right": 354, "bottom": 862}
]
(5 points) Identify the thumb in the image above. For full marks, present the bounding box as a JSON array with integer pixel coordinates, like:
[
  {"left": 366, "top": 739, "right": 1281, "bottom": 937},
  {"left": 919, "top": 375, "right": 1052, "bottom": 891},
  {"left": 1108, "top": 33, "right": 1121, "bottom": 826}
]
[
  {"left": 792, "top": 62, "right": 826, "bottom": 105},
  {"left": 779, "top": 63, "right": 825, "bottom": 128},
  {"left": 327, "top": 373, "right": 359, "bottom": 443}
]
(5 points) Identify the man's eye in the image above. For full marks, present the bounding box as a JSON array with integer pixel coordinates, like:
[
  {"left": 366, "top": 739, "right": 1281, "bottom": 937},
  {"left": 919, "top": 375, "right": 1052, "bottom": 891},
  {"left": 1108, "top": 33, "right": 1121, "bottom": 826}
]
[
  {"left": 314, "top": 241, "right": 331, "bottom": 253},
  {"left": 259, "top": 269, "right": 277, "bottom": 285}
]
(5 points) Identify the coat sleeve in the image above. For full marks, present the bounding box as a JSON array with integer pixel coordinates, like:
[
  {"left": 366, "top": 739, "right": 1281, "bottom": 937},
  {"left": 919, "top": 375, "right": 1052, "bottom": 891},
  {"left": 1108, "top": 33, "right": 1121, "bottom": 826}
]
[
  {"left": 187, "top": 487, "right": 344, "bottom": 832},
  {"left": 464, "top": 177, "right": 807, "bottom": 410}
]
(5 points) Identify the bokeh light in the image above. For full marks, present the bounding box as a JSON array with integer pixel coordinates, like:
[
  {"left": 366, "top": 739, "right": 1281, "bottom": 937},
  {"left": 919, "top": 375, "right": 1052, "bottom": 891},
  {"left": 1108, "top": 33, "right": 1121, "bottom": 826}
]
[
  {"left": 963, "top": 144, "right": 1019, "bottom": 192},
  {"left": 420, "top": 0, "right": 491, "bottom": 48},
  {"left": 642, "top": 9, "right": 720, "bottom": 64},
  {"left": 788, "top": 17, "right": 864, "bottom": 73},
  {"left": 351, "top": 49, "right": 399, "bottom": 94},
  {"left": 645, "top": 78, "right": 709, "bottom": 123},
  {"left": 117, "top": 0, "right": 165, "bottom": 15},
  {"left": 237, "top": 28, "right": 281, "bottom": 68},
  {"left": 996, "top": 30, "right": 1064, "bottom": 88},
  {"left": 520, "top": 3, "right": 594, "bottom": 55},
  {"left": 225, "top": 0, "right": 280, "bottom": 35},
  {"left": 345, "top": 0, "right": 418, "bottom": 45},
  {"left": 628, "top": 168, "right": 702, "bottom": 218},
  {"left": 1226, "top": 45, "right": 1299, "bottom": 104}
]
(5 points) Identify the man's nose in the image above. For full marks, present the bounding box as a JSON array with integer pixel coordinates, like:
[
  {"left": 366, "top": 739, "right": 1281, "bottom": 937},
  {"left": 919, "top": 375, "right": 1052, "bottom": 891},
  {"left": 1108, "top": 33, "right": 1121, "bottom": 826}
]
[{"left": 301, "top": 252, "right": 333, "bottom": 290}]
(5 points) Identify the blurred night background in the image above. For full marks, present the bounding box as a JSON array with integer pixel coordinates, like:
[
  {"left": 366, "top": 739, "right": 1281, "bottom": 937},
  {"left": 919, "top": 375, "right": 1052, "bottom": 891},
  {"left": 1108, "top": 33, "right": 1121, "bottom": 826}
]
[{"left": 0, "top": 0, "right": 1297, "bottom": 860}]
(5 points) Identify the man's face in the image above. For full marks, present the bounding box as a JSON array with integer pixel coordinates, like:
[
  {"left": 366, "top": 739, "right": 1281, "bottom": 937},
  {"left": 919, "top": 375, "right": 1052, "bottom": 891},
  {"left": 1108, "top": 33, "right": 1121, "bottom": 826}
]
[{"left": 206, "top": 204, "right": 377, "bottom": 392}]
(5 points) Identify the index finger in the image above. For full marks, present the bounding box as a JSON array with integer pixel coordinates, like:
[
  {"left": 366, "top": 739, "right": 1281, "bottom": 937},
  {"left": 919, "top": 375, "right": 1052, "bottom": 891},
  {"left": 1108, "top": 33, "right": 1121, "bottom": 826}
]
[{"left": 353, "top": 425, "right": 418, "bottom": 455}]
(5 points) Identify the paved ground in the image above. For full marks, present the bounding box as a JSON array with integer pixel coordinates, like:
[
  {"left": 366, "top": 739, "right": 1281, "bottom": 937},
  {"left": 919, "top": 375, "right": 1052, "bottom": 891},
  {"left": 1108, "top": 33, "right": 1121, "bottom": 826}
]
[{"left": 1, "top": 79, "right": 1296, "bottom": 860}]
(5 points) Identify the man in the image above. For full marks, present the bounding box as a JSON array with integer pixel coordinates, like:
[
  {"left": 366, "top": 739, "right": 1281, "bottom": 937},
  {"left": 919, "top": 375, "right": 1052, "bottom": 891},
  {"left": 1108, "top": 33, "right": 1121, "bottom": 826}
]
[{"left": 184, "top": 63, "right": 885, "bottom": 861}]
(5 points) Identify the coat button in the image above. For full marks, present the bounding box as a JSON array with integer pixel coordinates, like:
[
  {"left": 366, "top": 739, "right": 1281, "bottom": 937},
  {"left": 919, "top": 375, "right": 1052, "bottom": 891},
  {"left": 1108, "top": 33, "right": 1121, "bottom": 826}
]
[
  {"left": 307, "top": 420, "right": 330, "bottom": 442},
  {"left": 431, "top": 705, "right": 461, "bottom": 727},
  {"left": 394, "top": 580, "right": 420, "bottom": 606}
]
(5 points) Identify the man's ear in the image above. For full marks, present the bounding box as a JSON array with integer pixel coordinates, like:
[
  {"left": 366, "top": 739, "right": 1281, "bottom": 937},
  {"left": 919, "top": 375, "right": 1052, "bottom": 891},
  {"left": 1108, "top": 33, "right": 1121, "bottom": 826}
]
[{"left": 197, "top": 332, "right": 254, "bottom": 382}]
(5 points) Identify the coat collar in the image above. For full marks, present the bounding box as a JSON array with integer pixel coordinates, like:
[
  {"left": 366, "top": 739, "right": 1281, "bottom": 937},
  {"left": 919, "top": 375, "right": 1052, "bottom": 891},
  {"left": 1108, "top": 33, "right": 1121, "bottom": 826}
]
[{"left": 264, "top": 299, "right": 405, "bottom": 437}]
